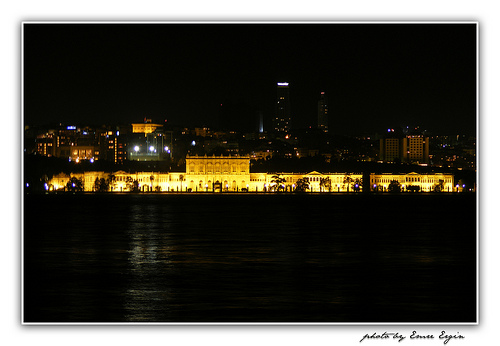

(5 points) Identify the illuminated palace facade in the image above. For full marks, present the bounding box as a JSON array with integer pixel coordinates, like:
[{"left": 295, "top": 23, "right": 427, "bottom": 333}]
[{"left": 47, "top": 154, "right": 456, "bottom": 193}]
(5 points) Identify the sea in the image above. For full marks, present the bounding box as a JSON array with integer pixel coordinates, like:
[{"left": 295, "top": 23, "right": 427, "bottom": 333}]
[{"left": 23, "top": 192, "right": 477, "bottom": 323}]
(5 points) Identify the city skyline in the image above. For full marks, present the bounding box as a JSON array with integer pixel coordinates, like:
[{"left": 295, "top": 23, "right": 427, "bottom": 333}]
[{"left": 23, "top": 22, "right": 477, "bottom": 135}]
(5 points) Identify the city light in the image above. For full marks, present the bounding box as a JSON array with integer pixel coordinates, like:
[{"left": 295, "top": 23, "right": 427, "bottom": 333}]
[
  {"left": 277, "top": 82, "right": 289, "bottom": 86},
  {"left": 164, "top": 146, "right": 169, "bottom": 151},
  {"left": 149, "top": 146, "right": 154, "bottom": 152},
  {"left": 134, "top": 146, "right": 139, "bottom": 152}
]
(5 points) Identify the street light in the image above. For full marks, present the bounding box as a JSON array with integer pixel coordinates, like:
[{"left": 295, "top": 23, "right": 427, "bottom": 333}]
[{"left": 134, "top": 146, "right": 140, "bottom": 152}]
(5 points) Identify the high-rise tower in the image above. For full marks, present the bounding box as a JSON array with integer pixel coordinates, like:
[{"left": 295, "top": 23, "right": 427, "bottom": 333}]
[
  {"left": 317, "top": 91, "right": 328, "bottom": 132},
  {"left": 273, "top": 82, "right": 291, "bottom": 133}
]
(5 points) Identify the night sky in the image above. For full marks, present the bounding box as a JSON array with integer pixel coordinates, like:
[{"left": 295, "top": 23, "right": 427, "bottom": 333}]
[{"left": 23, "top": 23, "right": 477, "bottom": 136}]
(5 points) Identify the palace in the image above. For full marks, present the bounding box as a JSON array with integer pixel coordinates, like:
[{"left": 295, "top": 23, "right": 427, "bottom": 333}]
[{"left": 47, "top": 154, "right": 456, "bottom": 193}]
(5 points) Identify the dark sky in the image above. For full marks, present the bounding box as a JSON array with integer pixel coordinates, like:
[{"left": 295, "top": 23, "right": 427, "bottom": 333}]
[{"left": 23, "top": 23, "right": 477, "bottom": 135}]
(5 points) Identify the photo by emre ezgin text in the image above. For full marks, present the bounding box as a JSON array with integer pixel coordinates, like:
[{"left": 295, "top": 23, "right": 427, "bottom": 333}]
[{"left": 360, "top": 331, "right": 465, "bottom": 344}]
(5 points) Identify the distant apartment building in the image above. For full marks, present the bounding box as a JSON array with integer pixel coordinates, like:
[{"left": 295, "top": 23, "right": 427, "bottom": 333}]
[
  {"left": 273, "top": 82, "right": 291, "bottom": 134},
  {"left": 35, "top": 132, "right": 56, "bottom": 157},
  {"left": 96, "top": 129, "right": 128, "bottom": 164},
  {"left": 379, "top": 129, "right": 429, "bottom": 164},
  {"left": 379, "top": 137, "right": 401, "bottom": 162},
  {"left": 402, "top": 135, "right": 429, "bottom": 163},
  {"left": 317, "top": 91, "right": 328, "bottom": 132}
]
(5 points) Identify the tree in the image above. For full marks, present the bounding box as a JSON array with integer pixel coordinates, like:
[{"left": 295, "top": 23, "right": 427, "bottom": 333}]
[
  {"left": 66, "top": 176, "right": 83, "bottom": 192},
  {"left": 294, "top": 178, "right": 310, "bottom": 193},
  {"left": 179, "top": 174, "right": 184, "bottom": 191},
  {"left": 388, "top": 180, "right": 401, "bottom": 193},
  {"left": 126, "top": 176, "right": 139, "bottom": 192},
  {"left": 93, "top": 177, "right": 110, "bottom": 192},
  {"left": 343, "top": 175, "right": 353, "bottom": 192},
  {"left": 434, "top": 179, "right": 445, "bottom": 192},
  {"left": 319, "top": 177, "right": 332, "bottom": 192},
  {"left": 352, "top": 178, "right": 362, "bottom": 192},
  {"left": 109, "top": 174, "right": 116, "bottom": 191},
  {"left": 271, "top": 174, "right": 286, "bottom": 192}
]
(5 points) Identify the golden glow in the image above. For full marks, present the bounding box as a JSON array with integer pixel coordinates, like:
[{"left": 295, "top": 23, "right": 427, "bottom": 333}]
[
  {"left": 46, "top": 156, "right": 456, "bottom": 193},
  {"left": 131, "top": 123, "right": 163, "bottom": 134}
]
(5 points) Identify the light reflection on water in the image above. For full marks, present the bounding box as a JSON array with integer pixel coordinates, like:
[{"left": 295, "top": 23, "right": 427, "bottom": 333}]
[
  {"left": 125, "top": 203, "right": 176, "bottom": 321},
  {"left": 24, "top": 194, "right": 476, "bottom": 323}
]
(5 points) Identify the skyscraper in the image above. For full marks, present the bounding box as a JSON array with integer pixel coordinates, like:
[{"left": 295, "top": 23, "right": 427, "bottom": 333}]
[
  {"left": 317, "top": 91, "right": 328, "bottom": 132},
  {"left": 273, "top": 82, "right": 291, "bottom": 133}
]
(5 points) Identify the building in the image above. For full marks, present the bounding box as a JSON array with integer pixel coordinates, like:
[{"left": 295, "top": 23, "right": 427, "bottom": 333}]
[
  {"left": 402, "top": 135, "right": 429, "bottom": 164},
  {"left": 184, "top": 154, "right": 251, "bottom": 192},
  {"left": 317, "top": 91, "right": 328, "bottom": 132},
  {"left": 273, "top": 82, "right": 291, "bottom": 134},
  {"left": 379, "top": 135, "right": 401, "bottom": 162},
  {"left": 128, "top": 120, "right": 172, "bottom": 161},
  {"left": 379, "top": 129, "right": 430, "bottom": 164},
  {"left": 96, "top": 129, "right": 127, "bottom": 164},
  {"left": 369, "top": 172, "right": 454, "bottom": 192},
  {"left": 47, "top": 159, "right": 456, "bottom": 193},
  {"left": 35, "top": 132, "right": 56, "bottom": 157},
  {"left": 131, "top": 119, "right": 163, "bottom": 134}
]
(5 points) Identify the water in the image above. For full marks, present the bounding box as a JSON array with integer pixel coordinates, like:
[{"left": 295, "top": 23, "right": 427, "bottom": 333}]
[{"left": 23, "top": 193, "right": 477, "bottom": 323}]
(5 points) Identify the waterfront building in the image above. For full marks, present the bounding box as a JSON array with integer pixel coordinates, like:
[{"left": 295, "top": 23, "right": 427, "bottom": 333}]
[
  {"left": 369, "top": 172, "right": 454, "bottom": 192},
  {"left": 46, "top": 155, "right": 455, "bottom": 193}
]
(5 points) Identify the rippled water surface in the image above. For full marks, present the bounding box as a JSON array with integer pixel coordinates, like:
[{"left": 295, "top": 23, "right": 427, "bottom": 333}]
[{"left": 23, "top": 193, "right": 477, "bottom": 323}]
